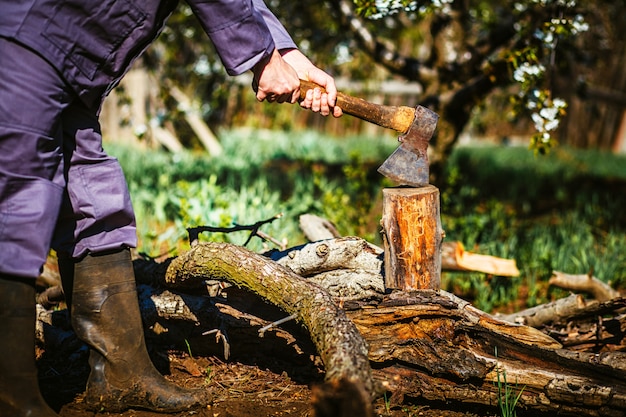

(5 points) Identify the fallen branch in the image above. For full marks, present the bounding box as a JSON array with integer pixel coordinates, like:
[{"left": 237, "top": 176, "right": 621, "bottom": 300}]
[
  {"left": 269, "top": 237, "right": 384, "bottom": 302},
  {"left": 164, "top": 242, "right": 374, "bottom": 396},
  {"left": 498, "top": 294, "right": 626, "bottom": 327},
  {"left": 187, "top": 213, "right": 284, "bottom": 247},
  {"left": 549, "top": 270, "right": 621, "bottom": 302}
]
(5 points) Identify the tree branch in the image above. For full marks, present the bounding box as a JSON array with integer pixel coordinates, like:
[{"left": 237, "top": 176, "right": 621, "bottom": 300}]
[
  {"left": 165, "top": 242, "right": 375, "bottom": 396},
  {"left": 186, "top": 213, "right": 284, "bottom": 247}
]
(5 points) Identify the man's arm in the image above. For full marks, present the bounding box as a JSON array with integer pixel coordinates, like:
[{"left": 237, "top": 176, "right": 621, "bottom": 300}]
[
  {"left": 187, "top": 0, "right": 340, "bottom": 116},
  {"left": 250, "top": 0, "right": 342, "bottom": 117},
  {"left": 250, "top": 0, "right": 297, "bottom": 51},
  {"left": 186, "top": 0, "right": 275, "bottom": 75}
]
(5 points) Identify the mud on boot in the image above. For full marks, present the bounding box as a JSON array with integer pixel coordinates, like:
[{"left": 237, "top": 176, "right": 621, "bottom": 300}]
[{"left": 70, "top": 248, "right": 211, "bottom": 412}]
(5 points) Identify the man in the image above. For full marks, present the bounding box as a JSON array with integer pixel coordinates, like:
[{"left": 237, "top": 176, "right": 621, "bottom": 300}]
[{"left": 0, "top": 0, "right": 341, "bottom": 415}]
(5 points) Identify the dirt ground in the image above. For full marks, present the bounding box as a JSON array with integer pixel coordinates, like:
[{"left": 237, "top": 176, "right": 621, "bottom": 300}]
[
  {"left": 40, "top": 350, "right": 494, "bottom": 417},
  {"left": 37, "top": 317, "right": 496, "bottom": 417}
]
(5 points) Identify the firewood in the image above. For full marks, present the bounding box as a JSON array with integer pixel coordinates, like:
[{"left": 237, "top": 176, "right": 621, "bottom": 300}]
[
  {"left": 441, "top": 241, "right": 520, "bottom": 276},
  {"left": 298, "top": 214, "right": 519, "bottom": 279},
  {"left": 142, "top": 245, "right": 626, "bottom": 416},
  {"left": 34, "top": 240, "right": 626, "bottom": 416},
  {"left": 381, "top": 186, "right": 444, "bottom": 290}
]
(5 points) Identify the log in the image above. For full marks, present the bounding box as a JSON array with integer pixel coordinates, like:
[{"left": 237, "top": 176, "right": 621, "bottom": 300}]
[
  {"left": 381, "top": 186, "right": 444, "bottom": 290},
  {"left": 269, "top": 237, "right": 384, "bottom": 302},
  {"left": 35, "top": 241, "right": 626, "bottom": 416},
  {"left": 498, "top": 294, "right": 626, "bottom": 327},
  {"left": 498, "top": 294, "right": 626, "bottom": 351},
  {"left": 164, "top": 242, "right": 374, "bottom": 396},
  {"left": 498, "top": 293, "right": 589, "bottom": 327},
  {"left": 297, "top": 215, "right": 518, "bottom": 277},
  {"left": 348, "top": 291, "right": 626, "bottom": 416},
  {"left": 141, "top": 245, "right": 626, "bottom": 416}
]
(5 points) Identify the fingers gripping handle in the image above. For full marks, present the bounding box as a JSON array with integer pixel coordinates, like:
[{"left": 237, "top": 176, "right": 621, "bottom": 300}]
[{"left": 299, "top": 80, "right": 415, "bottom": 133}]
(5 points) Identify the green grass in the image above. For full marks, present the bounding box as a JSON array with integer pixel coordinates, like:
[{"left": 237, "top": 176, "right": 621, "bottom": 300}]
[
  {"left": 440, "top": 144, "right": 626, "bottom": 310},
  {"left": 106, "top": 131, "right": 626, "bottom": 311},
  {"left": 494, "top": 348, "right": 525, "bottom": 417}
]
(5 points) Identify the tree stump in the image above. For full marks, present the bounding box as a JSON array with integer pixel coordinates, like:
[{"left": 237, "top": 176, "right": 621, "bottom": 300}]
[{"left": 381, "top": 186, "right": 444, "bottom": 290}]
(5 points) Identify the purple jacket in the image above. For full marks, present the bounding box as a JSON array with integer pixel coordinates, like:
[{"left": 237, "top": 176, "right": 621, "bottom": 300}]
[{"left": 0, "top": 0, "right": 296, "bottom": 108}]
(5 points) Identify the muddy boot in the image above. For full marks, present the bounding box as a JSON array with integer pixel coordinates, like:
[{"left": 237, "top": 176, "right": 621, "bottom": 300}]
[
  {"left": 71, "top": 248, "right": 210, "bottom": 412},
  {"left": 0, "top": 275, "right": 60, "bottom": 417}
]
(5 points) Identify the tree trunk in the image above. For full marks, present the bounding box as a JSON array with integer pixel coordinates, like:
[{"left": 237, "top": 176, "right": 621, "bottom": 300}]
[{"left": 347, "top": 291, "right": 626, "bottom": 416}]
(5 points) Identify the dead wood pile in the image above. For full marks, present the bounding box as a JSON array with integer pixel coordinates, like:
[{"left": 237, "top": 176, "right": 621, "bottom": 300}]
[{"left": 36, "top": 236, "right": 626, "bottom": 416}]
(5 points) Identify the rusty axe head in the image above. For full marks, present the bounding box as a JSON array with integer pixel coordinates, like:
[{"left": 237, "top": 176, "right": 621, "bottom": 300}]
[{"left": 377, "top": 105, "right": 439, "bottom": 187}]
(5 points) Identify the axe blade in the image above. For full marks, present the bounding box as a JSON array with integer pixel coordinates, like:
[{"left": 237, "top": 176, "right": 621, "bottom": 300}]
[{"left": 377, "top": 105, "right": 439, "bottom": 187}]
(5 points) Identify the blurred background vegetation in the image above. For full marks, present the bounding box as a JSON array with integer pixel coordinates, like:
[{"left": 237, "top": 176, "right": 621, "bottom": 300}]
[
  {"left": 107, "top": 131, "right": 626, "bottom": 313},
  {"left": 100, "top": 0, "right": 626, "bottom": 313}
]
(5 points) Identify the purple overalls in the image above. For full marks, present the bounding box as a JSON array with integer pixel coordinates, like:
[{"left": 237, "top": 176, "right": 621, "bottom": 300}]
[{"left": 0, "top": 0, "right": 296, "bottom": 277}]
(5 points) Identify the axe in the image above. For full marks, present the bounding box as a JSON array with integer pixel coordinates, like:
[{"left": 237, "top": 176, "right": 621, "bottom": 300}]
[{"left": 300, "top": 79, "right": 439, "bottom": 187}]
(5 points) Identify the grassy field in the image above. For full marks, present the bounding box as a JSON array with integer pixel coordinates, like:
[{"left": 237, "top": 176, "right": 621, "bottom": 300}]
[{"left": 107, "top": 129, "right": 626, "bottom": 312}]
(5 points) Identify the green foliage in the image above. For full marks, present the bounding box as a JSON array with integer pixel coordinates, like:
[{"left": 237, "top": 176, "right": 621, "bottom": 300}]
[
  {"left": 441, "top": 145, "right": 626, "bottom": 311},
  {"left": 107, "top": 129, "right": 393, "bottom": 254},
  {"left": 352, "top": 0, "right": 418, "bottom": 19},
  {"left": 108, "top": 133, "right": 626, "bottom": 313}
]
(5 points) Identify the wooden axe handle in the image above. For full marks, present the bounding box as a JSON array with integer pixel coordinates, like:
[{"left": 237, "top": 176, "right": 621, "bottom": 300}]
[{"left": 299, "top": 79, "right": 415, "bottom": 133}]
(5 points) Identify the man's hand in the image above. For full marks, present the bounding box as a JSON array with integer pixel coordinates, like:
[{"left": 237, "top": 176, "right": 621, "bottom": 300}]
[
  {"left": 252, "top": 49, "right": 300, "bottom": 104},
  {"left": 281, "top": 49, "right": 342, "bottom": 118},
  {"left": 251, "top": 48, "right": 342, "bottom": 117}
]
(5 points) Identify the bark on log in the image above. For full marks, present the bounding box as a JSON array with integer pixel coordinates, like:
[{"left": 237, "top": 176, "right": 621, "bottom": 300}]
[
  {"left": 347, "top": 291, "right": 626, "bottom": 416},
  {"left": 498, "top": 294, "right": 626, "bottom": 327},
  {"left": 381, "top": 186, "right": 444, "bottom": 290},
  {"left": 164, "top": 242, "right": 374, "bottom": 396},
  {"left": 269, "top": 237, "right": 384, "bottom": 302},
  {"left": 35, "top": 240, "right": 626, "bottom": 416}
]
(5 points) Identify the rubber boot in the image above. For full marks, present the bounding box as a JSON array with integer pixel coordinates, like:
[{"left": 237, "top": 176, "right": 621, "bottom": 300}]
[
  {"left": 71, "top": 248, "right": 210, "bottom": 412},
  {"left": 0, "top": 275, "right": 60, "bottom": 417}
]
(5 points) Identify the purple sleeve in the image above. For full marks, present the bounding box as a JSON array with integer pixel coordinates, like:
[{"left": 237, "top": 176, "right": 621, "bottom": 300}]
[
  {"left": 186, "top": 0, "right": 276, "bottom": 75},
  {"left": 251, "top": 0, "right": 297, "bottom": 51}
]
